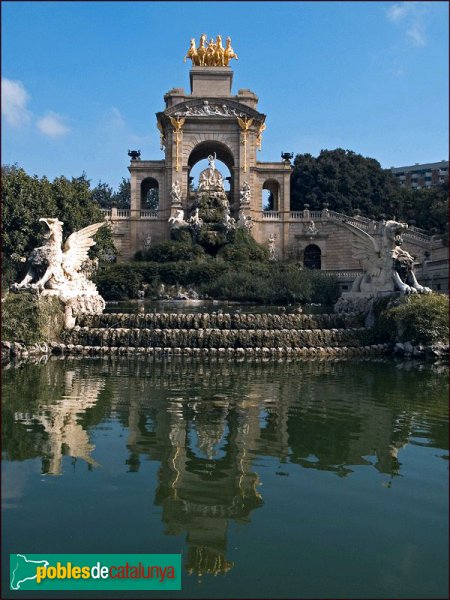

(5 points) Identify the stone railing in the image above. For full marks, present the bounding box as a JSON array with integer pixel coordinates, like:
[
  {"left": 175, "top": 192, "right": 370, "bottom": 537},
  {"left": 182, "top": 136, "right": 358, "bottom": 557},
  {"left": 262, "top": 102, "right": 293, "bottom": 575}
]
[
  {"left": 140, "top": 210, "right": 159, "bottom": 219},
  {"left": 260, "top": 211, "right": 281, "bottom": 220},
  {"left": 321, "top": 269, "right": 364, "bottom": 279},
  {"left": 403, "top": 230, "right": 431, "bottom": 243},
  {"left": 101, "top": 208, "right": 131, "bottom": 219},
  {"left": 100, "top": 206, "right": 434, "bottom": 246}
]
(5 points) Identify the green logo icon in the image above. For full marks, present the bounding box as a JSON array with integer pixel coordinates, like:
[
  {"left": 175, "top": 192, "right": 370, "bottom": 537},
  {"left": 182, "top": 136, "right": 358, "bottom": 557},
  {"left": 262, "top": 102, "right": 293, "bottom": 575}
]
[{"left": 10, "top": 554, "right": 181, "bottom": 591}]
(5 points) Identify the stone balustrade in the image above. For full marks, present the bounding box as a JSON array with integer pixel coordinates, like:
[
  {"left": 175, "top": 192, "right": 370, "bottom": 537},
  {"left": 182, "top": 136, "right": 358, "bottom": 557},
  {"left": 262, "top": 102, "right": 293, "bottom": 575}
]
[
  {"left": 140, "top": 210, "right": 159, "bottom": 219},
  {"left": 260, "top": 211, "right": 281, "bottom": 220}
]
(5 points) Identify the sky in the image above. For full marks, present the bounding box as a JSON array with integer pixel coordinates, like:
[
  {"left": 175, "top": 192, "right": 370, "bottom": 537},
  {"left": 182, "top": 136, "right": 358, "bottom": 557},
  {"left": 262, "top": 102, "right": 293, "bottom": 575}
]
[{"left": 2, "top": 1, "right": 449, "bottom": 190}]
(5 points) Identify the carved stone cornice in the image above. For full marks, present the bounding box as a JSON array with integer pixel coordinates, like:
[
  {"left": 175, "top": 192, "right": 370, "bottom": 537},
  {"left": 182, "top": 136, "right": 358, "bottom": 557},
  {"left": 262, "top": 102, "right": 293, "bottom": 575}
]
[{"left": 159, "top": 98, "right": 265, "bottom": 123}]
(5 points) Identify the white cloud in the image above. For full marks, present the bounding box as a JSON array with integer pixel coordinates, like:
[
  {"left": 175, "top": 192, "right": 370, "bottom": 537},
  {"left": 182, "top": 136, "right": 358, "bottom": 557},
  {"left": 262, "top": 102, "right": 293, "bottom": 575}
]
[
  {"left": 406, "top": 24, "right": 426, "bottom": 47},
  {"left": 387, "top": 3, "right": 410, "bottom": 22},
  {"left": 1, "top": 78, "right": 32, "bottom": 126},
  {"left": 36, "top": 112, "right": 71, "bottom": 137},
  {"left": 108, "top": 107, "right": 126, "bottom": 129},
  {"left": 386, "top": 2, "right": 429, "bottom": 47},
  {"left": 101, "top": 107, "right": 151, "bottom": 146}
]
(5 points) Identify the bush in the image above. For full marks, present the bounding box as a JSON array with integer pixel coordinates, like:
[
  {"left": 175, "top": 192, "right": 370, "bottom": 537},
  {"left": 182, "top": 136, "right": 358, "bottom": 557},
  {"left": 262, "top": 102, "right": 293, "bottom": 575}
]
[
  {"left": 308, "top": 270, "right": 341, "bottom": 305},
  {"left": 2, "top": 292, "right": 65, "bottom": 344},
  {"left": 200, "top": 264, "right": 339, "bottom": 305},
  {"left": 375, "top": 294, "right": 449, "bottom": 345},
  {"left": 217, "top": 228, "right": 269, "bottom": 262},
  {"left": 95, "top": 265, "right": 144, "bottom": 300},
  {"left": 136, "top": 240, "right": 205, "bottom": 262},
  {"left": 201, "top": 270, "right": 272, "bottom": 302},
  {"left": 94, "top": 260, "right": 341, "bottom": 305}
]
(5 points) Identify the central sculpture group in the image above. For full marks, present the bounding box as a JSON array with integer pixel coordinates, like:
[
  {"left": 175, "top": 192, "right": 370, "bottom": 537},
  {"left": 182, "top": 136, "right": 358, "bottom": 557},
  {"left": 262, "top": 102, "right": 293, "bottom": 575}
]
[
  {"left": 168, "top": 154, "right": 255, "bottom": 250},
  {"left": 184, "top": 34, "right": 238, "bottom": 67}
]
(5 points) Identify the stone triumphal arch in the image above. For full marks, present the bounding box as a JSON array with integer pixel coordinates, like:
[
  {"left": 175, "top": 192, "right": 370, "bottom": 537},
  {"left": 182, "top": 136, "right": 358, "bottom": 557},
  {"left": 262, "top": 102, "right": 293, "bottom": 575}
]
[
  {"left": 107, "top": 36, "right": 291, "bottom": 260},
  {"left": 104, "top": 35, "right": 445, "bottom": 291}
]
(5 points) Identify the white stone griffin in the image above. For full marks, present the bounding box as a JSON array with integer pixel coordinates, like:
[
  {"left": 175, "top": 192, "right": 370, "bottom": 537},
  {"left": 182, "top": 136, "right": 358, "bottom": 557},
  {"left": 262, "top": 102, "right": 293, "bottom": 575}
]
[
  {"left": 12, "top": 218, "right": 106, "bottom": 328},
  {"left": 343, "top": 219, "right": 431, "bottom": 295}
]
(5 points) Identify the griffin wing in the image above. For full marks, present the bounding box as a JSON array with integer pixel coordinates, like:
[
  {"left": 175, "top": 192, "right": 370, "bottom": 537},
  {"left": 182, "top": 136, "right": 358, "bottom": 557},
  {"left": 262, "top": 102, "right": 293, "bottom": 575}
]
[
  {"left": 339, "top": 221, "right": 382, "bottom": 276},
  {"left": 62, "top": 222, "right": 105, "bottom": 274}
]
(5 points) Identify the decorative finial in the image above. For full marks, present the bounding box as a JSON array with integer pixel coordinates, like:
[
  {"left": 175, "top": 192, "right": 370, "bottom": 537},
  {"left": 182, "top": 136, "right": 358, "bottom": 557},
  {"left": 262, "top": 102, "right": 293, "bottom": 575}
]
[{"left": 128, "top": 150, "right": 141, "bottom": 160}]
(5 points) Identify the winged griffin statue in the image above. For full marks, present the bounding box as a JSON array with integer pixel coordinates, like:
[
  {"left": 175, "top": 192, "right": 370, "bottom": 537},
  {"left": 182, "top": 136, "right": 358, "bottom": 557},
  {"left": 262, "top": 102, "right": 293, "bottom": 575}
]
[
  {"left": 11, "top": 218, "right": 106, "bottom": 328},
  {"left": 342, "top": 219, "right": 431, "bottom": 295}
]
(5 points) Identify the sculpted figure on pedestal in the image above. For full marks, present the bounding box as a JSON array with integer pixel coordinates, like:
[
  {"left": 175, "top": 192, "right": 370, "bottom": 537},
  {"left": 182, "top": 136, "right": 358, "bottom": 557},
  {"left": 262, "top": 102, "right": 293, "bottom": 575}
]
[
  {"left": 11, "top": 218, "right": 106, "bottom": 328},
  {"left": 344, "top": 220, "right": 432, "bottom": 295},
  {"left": 198, "top": 154, "right": 225, "bottom": 192},
  {"left": 170, "top": 180, "right": 182, "bottom": 205}
]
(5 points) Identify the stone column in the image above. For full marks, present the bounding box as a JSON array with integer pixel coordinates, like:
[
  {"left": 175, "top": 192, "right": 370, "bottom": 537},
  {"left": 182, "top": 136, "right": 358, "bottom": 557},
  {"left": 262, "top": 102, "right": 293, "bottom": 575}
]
[
  {"left": 281, "top": 167, "right": 292, "bottom": 260},
  {"left": 130, "top": 172, "right": 140, "bottom": 259}
]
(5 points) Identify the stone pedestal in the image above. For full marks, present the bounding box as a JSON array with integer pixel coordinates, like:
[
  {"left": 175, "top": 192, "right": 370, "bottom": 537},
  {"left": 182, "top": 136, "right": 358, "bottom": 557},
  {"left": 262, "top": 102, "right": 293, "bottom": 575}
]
[{"left": 190, "top": 67, "right": 233, "bottom": 96}]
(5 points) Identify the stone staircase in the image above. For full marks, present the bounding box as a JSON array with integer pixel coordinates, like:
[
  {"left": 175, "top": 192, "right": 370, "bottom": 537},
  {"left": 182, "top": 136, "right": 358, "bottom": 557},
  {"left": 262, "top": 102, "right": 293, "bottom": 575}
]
[{"left": 59, "top": 311, "right": 390, "bottom": 358}]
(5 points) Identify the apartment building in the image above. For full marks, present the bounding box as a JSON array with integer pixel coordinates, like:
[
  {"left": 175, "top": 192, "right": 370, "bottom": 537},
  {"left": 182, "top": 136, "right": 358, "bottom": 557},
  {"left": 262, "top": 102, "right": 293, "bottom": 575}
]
[{"left": 390, "top": 160, "right": 448, "bottom": 190}]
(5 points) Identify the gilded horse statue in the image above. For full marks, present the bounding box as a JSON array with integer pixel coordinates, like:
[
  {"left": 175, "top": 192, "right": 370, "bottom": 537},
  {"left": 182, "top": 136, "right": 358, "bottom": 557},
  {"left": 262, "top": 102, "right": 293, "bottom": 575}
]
[
  {"left": 224, "top": 37, "right": 238, "bottom": 65},
  {"left": 214, "top": 35, "right": 225, "bottom": 66},
  {"left": 197, "top": 33, "right": 207, "bottom": 66},
  {"left": 205, "top": 38, "right": 216, "bottom": 66},
  {"left": 184, "top": 38, "right": 199, "bottom": 66}
]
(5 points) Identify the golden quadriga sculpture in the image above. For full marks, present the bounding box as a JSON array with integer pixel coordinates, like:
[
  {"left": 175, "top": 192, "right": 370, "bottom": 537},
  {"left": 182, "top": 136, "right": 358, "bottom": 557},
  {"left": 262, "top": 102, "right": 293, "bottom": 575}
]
[{"left": 184, "top": 34, "right": 238, "bottom": 66}]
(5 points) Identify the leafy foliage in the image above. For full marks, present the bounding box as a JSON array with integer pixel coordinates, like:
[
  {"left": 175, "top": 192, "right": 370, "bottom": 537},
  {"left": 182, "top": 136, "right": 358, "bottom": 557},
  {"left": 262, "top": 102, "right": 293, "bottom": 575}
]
[
  {"left": 290, "top": 149, "right": 399, "bottom": 216},
  {"left": 143, "top": 188, "right": 159, "bottom": 210},
  {"left": 2, "top": 292, "right": 65, "bottom": 344},
  {"left": 113, "top": 178, "right": 131, "bottom": 208},
  {"left": 135, "top": 240, "right": 206, "bottom": 263},
  {"left": 201, "top": 264, "right": 340, "bottom": 304},
  {"left": 374, "top": 294, "right": 449, "bottom": 345},
  {"left": 95, "top": 261, "right": 340, "bottom": 305},
  {"left": 2, "top": 165, "right": 116, "bottom": 287},
  {"left": 217, "top": 228, "right": 269, "bottom": 262},
  {"left": 91, "top": 177, "right": 131, "bottom": 208},
  {"left": 290, "top": 149, "right": 448, "bottom": 238}
]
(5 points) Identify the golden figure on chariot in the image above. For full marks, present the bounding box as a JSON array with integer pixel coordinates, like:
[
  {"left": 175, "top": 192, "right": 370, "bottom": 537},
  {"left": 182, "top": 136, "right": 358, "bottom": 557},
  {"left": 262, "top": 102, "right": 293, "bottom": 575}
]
[{"left": 184, "top": 34, "right": 238, "bottom": 67}]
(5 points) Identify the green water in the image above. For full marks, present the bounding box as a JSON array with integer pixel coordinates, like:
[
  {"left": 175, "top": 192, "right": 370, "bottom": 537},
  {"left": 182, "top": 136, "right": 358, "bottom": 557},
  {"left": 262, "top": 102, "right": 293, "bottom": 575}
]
[
  {"left": 104, "top": 300, "right": 331, "bottom": 314},
  {"left": 2, "top": 357, "right": 448, "bottom": 599}
]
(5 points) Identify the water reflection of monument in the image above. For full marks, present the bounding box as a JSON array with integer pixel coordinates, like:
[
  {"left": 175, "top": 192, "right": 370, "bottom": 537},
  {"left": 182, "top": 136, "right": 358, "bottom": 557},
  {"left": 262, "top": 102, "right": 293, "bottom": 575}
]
[
  {"left": 127, "top": 394, "right": 266, "bottom": 576},
  {"left": 11, "top": 366, "right": 104, "bottom": 475},
  {"left": 4, "top": 359, "right": 446, "bottom": 576}
]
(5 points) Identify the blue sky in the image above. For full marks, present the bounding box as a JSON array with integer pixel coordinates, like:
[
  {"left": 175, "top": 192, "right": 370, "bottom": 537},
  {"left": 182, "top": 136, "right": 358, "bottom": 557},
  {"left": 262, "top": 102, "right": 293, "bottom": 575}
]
[{"left": 2, "top": 1, "right": 448, "bottom": 190}]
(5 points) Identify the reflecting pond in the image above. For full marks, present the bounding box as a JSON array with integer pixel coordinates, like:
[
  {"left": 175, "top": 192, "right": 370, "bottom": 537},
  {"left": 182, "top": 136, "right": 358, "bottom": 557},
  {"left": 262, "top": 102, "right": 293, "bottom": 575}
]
[
  {"left": 104, "top": 300, "right": 332, "bottom": 315},
  {"left": 2, "top": 357, "right": 448, "bottom": 599}
]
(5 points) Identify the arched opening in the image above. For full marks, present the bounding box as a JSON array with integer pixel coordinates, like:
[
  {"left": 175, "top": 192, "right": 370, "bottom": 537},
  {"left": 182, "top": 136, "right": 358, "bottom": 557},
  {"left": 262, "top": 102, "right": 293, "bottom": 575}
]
[
  {"left": 187, "top": 141, "right": 234, "bottom": 206},
  {"left": 304, "top": 244, "right": 321, "bottom": 270},
  {"left": 140, "top": 178, "right": 159, "bottom": 210},
  {"left": 262, "top": 179, "right": 280, "bottom": 211}
]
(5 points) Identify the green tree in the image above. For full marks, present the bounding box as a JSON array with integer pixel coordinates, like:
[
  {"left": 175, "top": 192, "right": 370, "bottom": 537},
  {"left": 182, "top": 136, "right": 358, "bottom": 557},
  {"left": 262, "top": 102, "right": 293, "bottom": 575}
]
[
  {"left": 2, "top": 165, "right": 116, "bottom": 287},
  {"left": 112, "top": 177, "right": 131, "bottom": 208},
  {"left": 91, "top": 181, "right": 115, "bottom": 208},
  {"left": 290, "top": 149, "right": 400, "bottom": 217},
  {"left": 143, "top": 188, "right": 159, "bottom": 210}
]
